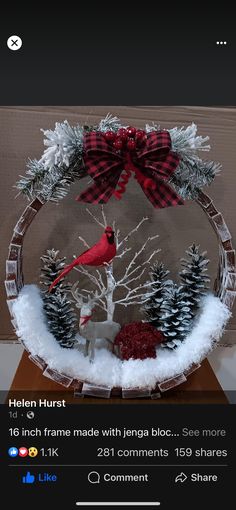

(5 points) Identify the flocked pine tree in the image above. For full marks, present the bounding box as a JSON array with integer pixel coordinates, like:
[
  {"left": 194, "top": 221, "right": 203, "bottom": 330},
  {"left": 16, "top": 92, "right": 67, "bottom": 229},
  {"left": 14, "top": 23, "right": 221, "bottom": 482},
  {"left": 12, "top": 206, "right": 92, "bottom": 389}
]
[
  {"left": 144, "top": 263, "right": 171, "bottom": 328},
  {"left": 179, "top": 244, "right": 210, "bottom": 313},
  {"left": 160, "top": 285, "right": 193, "bottom": 349},
  {"left": 40, "top": 249, "right": 77, "bottom": 348}
]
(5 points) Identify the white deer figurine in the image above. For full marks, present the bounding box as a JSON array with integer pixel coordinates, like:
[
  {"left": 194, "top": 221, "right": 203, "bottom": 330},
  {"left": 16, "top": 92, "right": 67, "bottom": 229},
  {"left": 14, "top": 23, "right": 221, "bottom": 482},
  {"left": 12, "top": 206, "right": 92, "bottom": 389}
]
[{"left": 71, "top": 285, "right": 121, "bottom": 362}]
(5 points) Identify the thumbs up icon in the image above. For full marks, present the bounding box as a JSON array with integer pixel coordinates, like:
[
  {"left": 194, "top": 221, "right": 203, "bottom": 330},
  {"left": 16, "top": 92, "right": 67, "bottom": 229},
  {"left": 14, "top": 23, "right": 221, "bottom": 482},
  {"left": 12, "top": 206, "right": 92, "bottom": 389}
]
[{"left": 22, "top": 472, "right": 35, "bottom": 484}]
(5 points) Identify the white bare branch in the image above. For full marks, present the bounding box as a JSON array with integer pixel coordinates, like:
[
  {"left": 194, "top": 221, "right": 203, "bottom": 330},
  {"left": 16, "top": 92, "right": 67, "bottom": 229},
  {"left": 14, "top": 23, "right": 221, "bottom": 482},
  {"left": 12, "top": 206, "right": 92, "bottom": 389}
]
[
  {"left": 78, "top": 236, "right": 90, "bottom": 249},
  {"left": 101, "top": 205, "right": 108, "bottom": 228},
  {"left": 115, "top": 228, "right": 121, "bottom": 244},
  {"left": 117, "top": 267, "right": 147, "bottom": 288},
  {"left": 118, "top": 298, "right": 151, "bottom": 307},
  {"left": 117, "top": 235, "right": 159, "bottom": 285},
  {"left": 86, "top": 207, "right": 106, "bottom": 229},
  {"left": 94, "top": 301, "right": 108, "bottom": 312},
  {"left": 142, "top": 248, "right": 160, "bottom": 266},
  {"left": 117, "top": 216, "right": 149, "bottom": 249},
  {"left": 73, "top": 265, "right": 103, "bottom": 292},
  {"left": 115, "top": 283, "right": 151, "bottom": 304},
  {"left": 92, "top": 288, "right": 109, "bottom": 301},
  {"left": 117, "top": 248, "right": 160, "bottom": 285},
  {"left": 115, "top": 247, "right": 132, "bottom": 259},
  {"left": 117, "top": 295, "right": 150, "bottom": 306},
  {"left": 123, "top": 284, "right": 148, "bottom": 299},
  {"left": 95, "top": 269, "right": 107, "bottom": 292}
]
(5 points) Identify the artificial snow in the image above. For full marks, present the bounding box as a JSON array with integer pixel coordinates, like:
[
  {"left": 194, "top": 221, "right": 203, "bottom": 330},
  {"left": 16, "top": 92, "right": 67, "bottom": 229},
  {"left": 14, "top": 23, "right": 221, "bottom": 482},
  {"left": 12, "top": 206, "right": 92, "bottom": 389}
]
[{"left": 12, "top": 285, "right": 231, "bottom": 389}]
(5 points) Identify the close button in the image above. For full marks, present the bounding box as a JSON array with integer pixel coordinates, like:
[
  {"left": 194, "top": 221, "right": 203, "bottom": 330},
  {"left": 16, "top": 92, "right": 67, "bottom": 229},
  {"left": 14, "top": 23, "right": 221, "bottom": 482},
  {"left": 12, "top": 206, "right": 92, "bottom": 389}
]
[{"left": 7, "top": 35, "right": 23, "bottom": 51}]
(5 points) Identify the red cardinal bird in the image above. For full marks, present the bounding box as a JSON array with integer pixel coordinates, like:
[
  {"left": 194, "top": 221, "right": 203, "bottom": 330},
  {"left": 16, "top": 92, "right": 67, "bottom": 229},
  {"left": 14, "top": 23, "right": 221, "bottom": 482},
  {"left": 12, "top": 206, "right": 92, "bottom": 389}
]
[{"left": 49, "top": 226, "right": 116, "bottom": 292}]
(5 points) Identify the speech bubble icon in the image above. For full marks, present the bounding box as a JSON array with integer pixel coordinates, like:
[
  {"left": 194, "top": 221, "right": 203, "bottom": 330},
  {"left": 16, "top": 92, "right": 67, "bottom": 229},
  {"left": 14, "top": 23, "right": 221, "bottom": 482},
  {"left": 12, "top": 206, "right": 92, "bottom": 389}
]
[{"left": 88, "top": 471, "right": 100, "bottom": 484}]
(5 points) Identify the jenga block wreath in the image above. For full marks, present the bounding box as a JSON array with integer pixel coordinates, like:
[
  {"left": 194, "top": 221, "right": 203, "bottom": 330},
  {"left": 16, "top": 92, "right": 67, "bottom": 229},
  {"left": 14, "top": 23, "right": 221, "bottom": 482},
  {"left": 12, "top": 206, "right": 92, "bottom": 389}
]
[{"left": 6, "top": 115, "right": 235, "bottom": 398}]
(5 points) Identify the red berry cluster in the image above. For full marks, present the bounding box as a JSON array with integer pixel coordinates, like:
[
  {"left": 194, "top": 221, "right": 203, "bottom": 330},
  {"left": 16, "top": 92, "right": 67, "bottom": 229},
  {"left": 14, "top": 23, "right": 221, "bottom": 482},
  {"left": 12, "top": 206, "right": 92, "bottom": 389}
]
[
  {"left": 104, "top": 126, "right": 146, "bottom": 152},
  {"left": 114, "top": 322, "right": 164, "bottom": 360}
]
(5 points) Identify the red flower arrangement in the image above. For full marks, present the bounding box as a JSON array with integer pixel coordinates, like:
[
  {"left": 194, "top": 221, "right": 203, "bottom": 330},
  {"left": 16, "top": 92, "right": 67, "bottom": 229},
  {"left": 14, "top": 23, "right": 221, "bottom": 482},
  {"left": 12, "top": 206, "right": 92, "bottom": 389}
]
[{"left": 114, "top": 322, "right": 164, "bottom": 361}]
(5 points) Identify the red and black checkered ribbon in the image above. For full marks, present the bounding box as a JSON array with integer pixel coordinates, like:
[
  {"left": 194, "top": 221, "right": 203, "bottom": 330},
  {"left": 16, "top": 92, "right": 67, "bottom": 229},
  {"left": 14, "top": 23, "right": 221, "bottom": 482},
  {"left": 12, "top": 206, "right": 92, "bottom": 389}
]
[{"left": 76, "top": 131, "right": 183, "bottom": 209}]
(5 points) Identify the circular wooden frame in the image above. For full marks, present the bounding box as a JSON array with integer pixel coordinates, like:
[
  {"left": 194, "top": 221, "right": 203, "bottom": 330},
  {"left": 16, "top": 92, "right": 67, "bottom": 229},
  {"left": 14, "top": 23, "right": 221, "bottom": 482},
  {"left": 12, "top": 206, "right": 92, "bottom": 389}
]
[{"left": 5, "top": 190, "right": 236, "bottom": 398}]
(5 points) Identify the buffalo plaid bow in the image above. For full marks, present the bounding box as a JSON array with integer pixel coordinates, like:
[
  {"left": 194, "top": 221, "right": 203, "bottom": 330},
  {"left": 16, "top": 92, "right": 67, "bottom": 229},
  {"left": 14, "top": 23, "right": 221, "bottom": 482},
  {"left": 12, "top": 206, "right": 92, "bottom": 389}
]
[{"left": 76, "top": 130, "right": 183, "bottom": 208}]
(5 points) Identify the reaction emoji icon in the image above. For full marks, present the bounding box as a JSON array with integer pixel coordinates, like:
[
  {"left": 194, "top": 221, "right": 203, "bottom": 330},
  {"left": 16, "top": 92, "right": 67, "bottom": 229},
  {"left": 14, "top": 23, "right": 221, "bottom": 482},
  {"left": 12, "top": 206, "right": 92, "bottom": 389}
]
[
  {"left": 8, "top": 447, "right": 18, "bottom": 457},
  {"left": 19, "top": 447, "right": 28, "bottom": 458},
  {"left": 28, "top": 447, "right": 38, "bottom": 458}
]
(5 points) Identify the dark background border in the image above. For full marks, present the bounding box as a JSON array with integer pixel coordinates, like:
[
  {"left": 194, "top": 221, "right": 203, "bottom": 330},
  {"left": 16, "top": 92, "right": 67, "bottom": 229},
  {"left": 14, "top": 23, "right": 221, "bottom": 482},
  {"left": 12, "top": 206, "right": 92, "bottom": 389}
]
[{"left": 0, "top": 5, "right": 235, "bottom": 104}]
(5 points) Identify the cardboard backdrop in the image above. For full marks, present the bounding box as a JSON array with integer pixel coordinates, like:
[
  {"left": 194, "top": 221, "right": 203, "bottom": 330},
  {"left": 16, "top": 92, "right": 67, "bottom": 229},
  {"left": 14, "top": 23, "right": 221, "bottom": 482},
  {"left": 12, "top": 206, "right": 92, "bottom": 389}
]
[{"left": 1, "top": 106, "right": 235, "bottom": 341}]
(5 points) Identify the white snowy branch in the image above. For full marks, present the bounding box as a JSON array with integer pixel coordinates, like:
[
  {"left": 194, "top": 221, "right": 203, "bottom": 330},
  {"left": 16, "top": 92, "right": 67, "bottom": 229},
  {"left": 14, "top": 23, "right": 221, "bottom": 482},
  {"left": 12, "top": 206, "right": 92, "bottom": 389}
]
[
  {"left": 101, "top": 206, "right": 108, "bottom": 228},
  {"left": 115, "top": 247, "right": 132, "bottom": 259},
  {"left": 117, "top": 235, "right": 159, "bottom": 285},
  {"left": 115, "top": 228, "right": 121, "bottom": 243},
  {"left": 78, "top": 236, "right": 90, "bottom": 249},
  {"left": 73, "top": 264, "right": 104, "bottom": 292},
  {"left": 117, "top": 267, "right": 147, "bottom": 289},
  {"left": 96, "top": 269, "right": 107, "bottom": 292},
  {"left": 142, "top": 248, "right": 160, "bottom": 266},
  {"left": 94, "top": 301, "right": 107, "bottom": 312},
  {"left": 115, "top": 282, "right": 156, "bottom": 305},
  {"left": 117, "top": 216, "right": 149, "bottom": 249},
  {"left": 117, "top": 296, "right": 151, "bottom": 307},
  {"left": 86, "top": 206, "right": 107, "bottom": 229}
]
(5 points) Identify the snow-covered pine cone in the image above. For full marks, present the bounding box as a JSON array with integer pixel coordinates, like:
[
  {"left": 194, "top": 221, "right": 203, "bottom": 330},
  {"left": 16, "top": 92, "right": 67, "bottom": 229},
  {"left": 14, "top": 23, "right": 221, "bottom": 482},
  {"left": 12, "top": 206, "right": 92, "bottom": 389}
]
[{"left": 159, "top": 285, "right": 193, "bottom": 350}]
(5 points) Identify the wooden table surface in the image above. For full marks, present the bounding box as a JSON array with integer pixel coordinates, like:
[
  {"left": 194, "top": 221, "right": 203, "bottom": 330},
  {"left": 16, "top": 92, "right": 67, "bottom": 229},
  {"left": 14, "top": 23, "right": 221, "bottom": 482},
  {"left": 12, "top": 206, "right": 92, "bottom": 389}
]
[{"left": 9, "top": 351, "right": 228, "bottom": 404}]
